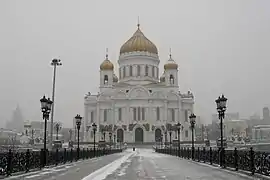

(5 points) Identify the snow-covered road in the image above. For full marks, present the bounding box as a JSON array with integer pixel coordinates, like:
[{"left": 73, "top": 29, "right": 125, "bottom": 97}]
[
  {"left": 8, "top": 148, "right": 257, "bottom": 180},
  {"left": 103, "top": 148, "right": 255, "bottom": 180}
]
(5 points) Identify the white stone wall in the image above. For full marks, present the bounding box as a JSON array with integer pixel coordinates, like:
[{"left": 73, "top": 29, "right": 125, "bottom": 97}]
[{"left": 84, "top": 85, "right": 194, "bottom": 143}]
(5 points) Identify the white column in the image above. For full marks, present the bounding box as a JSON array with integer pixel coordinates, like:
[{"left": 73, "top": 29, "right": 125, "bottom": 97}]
[
  {"left": 96, "top": 103, "right": 100, "bottom": 140},
  {"left": 112, "top": 100, "right": 116, "bottom": 125},
  {"left": 164, "top": 100, "right": 168, "bottom": 123}
]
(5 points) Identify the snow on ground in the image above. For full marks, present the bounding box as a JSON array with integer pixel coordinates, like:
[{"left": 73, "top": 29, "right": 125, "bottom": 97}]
[{"left": 81, "top": 149, "right": 136, "bottom": 180}]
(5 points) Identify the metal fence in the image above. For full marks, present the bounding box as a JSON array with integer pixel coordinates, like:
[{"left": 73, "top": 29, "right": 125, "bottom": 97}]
[
  {"left": 155, "top": 147, "right": 270, "bottom": 177},
  {"left": 0, "top": 148, "right": 123, "bottom": 177}
]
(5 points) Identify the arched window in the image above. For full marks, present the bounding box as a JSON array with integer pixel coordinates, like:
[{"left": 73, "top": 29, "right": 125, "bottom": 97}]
[
  {"left": 104, "top": 75, "right": 108, "bottom": 85},
  {"left": 129, "top": 66, "right": 133, "bottom": 76},
  {"left": 145, "top": 65, "right": 149, "bottom": 76},
  {"left": 123, "top": 67, "right": 126, "bottom": 77},
  {"left": 137, "top": 65, "right": 141, "bottom": 76},
  {"left": 152, "top": 66, "right": 155, "bottom": 77},
  {"left": 169, "top": 74, "right": 174, "bottom": 84}
]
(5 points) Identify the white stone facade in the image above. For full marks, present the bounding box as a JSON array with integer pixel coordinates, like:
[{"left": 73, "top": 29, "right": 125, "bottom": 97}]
[{"left": 84, "top": 25, "right": 194, "bottom": 143}]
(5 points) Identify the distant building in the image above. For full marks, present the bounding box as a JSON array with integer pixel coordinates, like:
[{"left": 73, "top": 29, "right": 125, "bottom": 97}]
[
  {"left": 209, "top": 112, "right": 240, "bottom": 140},
  {"left": 224, "top": 119, "right": 248, "bottom": 140},
  {"left": 22, "top": 120, "right": 63, "bottom": 142},
  {"left": 263, "top": 107, "right": 270, "bottom": 122},
  {"left": 0, "top": 128, "right": 20, "bottom": 145},
  {"left": 6, "top": 105, "right": 24, "bottom": 133},
  {"left": 252, "top": 125, "right": 270, "bottom": 142}
]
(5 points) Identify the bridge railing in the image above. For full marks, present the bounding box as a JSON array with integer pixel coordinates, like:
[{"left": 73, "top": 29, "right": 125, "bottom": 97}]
[
  {"left": 0, "top": 147, "right": 123, "bottom": 177},
  {"left": 155, "top": 147, "right": 270, "bottom": 177}
]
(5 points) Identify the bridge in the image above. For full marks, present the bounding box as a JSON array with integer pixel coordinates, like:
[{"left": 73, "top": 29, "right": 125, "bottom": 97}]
[{"left": 6, "top": 148, "right": 268, "bottom": 180}]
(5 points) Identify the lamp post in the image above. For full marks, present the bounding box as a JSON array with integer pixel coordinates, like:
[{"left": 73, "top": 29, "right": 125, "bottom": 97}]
[
  {"left": 176, "top": 122, "right": 182, "bottom": 157},
  {"left": 189, "top": 113, "right": 196, "bottom": 160},
  {"left": 40, "top": 95, "right": 53, "bottom": 167},
  {"left": 169, "top": 129, "right": 172, "bottom": 146},
  {"left": 215, "top": 94, "right": 227, "bottom": 167},
  {"left": 75, "top": 114, "right": 82, "bottom": 160},
  {"left": 113, "top": 134, "right": 116, "bottom": 148},
  {"left": 31, "top": 129, "right": 35, "bottom": 145},
  {"left": 50, "top": 58, "right": 62, "bottom": 149},
  {"left": 55, "top": 123, "right": 61, "bottom": 140},
  {"left": 103, "top": 131, "right": 106, "bottom": 142},
  {"left": 164, "top": 131, "right": 168, "bottom": 147},
  {"left": 109, "top": 132, "right": 112, "bottom": 150},
  {"left": 92, "top": 123, "right": 97, "bottom": 156}
]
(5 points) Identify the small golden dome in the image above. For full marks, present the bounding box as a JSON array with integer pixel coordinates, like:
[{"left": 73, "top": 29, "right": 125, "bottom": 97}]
[
  {"left": 120, "top": 24, "right": 158, "bottom": 55},
  {"left": 164, "top": 55, "right": 178, "bottom": 70},
  {"left": 113, "top": 74, "right": 118, "bottom": 82},
  {"left": 160, "top": 72, "right": 165, "bottom": 82},
  {"left": 100, "top": 55, "right": 114, "bottom": 70}
]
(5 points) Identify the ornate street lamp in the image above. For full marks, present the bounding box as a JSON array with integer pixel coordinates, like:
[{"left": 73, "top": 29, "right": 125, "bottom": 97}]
[
  {"left": 109, "top": 132, "right": 112, "bottom": 150},
  {"left": 92, "top": 123, "right": 97, "bottom": 156},
  {"left": 75, "top": 114, "right": 82, "bottom": 160},
  {"left": 175, "top": 122, "right": 182, "bottom": 157},
  {"left": 189, "top": 113, "right": 196, "bottom": 160},
  {"left": 40, "top": 95, "right": 53, "bottom": 167},
  {"left": 55, "top": 123, "right": 61, "bottom": 140},
  {"left": 215, "top": 94, "right": 227, "bottom": 167}
]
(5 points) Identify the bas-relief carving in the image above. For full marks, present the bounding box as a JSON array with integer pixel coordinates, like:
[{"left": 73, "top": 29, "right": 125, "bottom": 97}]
[
  {"left": 143, "top": 123, "right": 150, "bottom": 131},
  {"left": 122, "top": 125, "right": 127, "bottom": 131},
  {"left": 99, "top": 124, "right": 113, "bottom": 132},
  {"left": 129, "top": 124, "right": 136, "bottom": 131},
  {"left": 129, "top": 88, "right": 148, "bottom": 98}
]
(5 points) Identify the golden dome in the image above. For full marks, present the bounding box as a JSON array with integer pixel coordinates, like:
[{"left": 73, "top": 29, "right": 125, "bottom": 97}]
[
  {"left": 100, "top": 55, "right": 114, "bottom": 70},
  {"left": 164, "top": 55, "right": 178, "bottom": 70},
  {"left": 120, "top": 24, "right": 158, "bottom": 55},
  {"left": 113, "top": 74, "right": 118, "bottom": 82},
  {"left": 160, "top": 72, "right": 165, "bottom": 82}
]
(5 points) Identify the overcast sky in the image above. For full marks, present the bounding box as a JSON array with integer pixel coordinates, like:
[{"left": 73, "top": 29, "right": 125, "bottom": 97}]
[{"left": 0, "top": 0, "right": 270, "bottom": 127}]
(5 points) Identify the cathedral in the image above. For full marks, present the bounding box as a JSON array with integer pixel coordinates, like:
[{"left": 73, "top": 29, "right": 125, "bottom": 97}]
[{"left": 84, "top": 24, "right": 194, "bottom": 144}]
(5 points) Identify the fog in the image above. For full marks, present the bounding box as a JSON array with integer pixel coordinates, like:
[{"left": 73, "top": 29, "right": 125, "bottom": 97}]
[{"left": 0, "top": 0, "right": 269, "bottom": 127}]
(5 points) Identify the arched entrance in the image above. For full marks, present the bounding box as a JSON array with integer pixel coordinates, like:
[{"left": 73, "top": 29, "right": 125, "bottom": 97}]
[
  {"left": 135, "top": 127, "right": 144, "bottom": 143},
  {"left": 155, "top": 128, "right": 162, "bottom": 142},
  {"left": 117, "top": 129, "right": 124, "bottom": 142}
]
